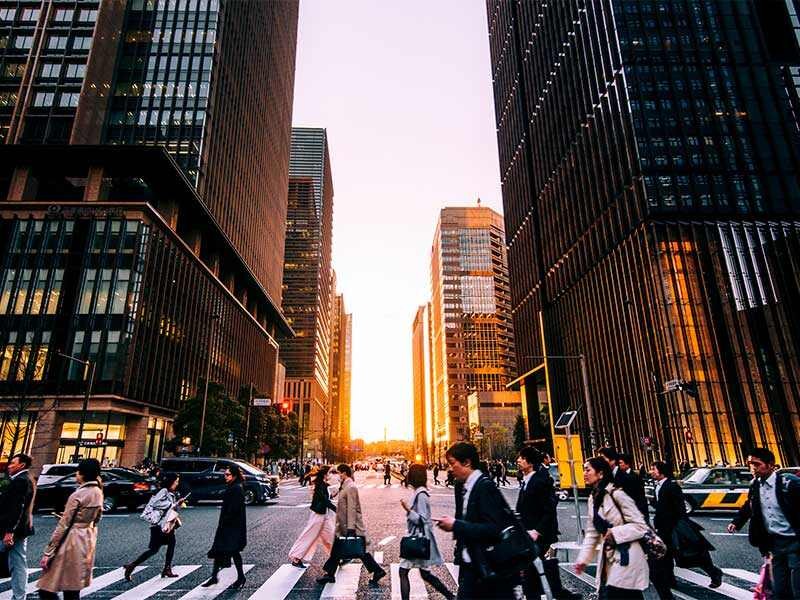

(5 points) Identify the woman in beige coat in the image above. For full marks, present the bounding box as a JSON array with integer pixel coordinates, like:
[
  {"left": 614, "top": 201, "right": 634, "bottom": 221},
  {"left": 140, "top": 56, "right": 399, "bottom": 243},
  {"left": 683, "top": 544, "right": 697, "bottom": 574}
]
[
  {"left": 37, "top": 459, "right": 103, "bottom": 600},
  {"left": 575, "top": 457, "right": 650, "bottom": 599}
]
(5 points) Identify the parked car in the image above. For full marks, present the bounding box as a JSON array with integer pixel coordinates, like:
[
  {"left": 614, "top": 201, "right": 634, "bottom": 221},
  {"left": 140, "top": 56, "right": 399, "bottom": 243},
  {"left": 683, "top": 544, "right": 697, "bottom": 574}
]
[
  {"left": 37, "top": 463, "right": 80, "bottom": 487},
  {"left": 676, "top": 466, "right": 752, "bottom": 514},
  {"left": 160, "top": 457, "right": 278, "bottom": 505},
  {"left": 35, "top": 468, "right": 157, "bottom": 513},
  {"left": 778, "top": 466, "right": 800, "bottom": 477}
]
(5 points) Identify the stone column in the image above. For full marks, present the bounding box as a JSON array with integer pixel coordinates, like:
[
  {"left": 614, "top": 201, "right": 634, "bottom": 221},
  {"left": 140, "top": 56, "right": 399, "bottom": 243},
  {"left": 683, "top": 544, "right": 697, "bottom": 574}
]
[
  {"left": 119, "top": 414, "right": 148, "bottom": 468},
  {"left": 29, "top": 409, "right": 64, "bottom": 477}
]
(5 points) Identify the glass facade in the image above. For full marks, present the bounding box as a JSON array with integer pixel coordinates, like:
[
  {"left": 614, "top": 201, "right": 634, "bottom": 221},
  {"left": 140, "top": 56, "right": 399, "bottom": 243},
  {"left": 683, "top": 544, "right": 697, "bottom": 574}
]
[{"left": 488, "top": 0, "right": 800, "bottom": 465}]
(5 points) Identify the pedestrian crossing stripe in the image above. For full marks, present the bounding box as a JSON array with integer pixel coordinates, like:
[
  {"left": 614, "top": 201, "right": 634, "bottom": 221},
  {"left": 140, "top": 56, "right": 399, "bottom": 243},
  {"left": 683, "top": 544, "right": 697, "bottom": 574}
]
[
  {"left": 320, "top": 562, "right": 361, "bottom": 599},
  {"left": 0, "top": 568, "right": 39, "bottom": 585},
  {"left": 179, "top": 565, "right": 254, "bottom": 600},
  {"left": 112, "top": 566, "right": 200, "bottom": 600},
  {"left": 247, "top": 564, "right": 304, "bottom": 600},
  {"left": 673, "top": 567, "right": 750, "bottom": 600},
  {"left": 390, "top": 564, "right": 426, "bottom": 599}
]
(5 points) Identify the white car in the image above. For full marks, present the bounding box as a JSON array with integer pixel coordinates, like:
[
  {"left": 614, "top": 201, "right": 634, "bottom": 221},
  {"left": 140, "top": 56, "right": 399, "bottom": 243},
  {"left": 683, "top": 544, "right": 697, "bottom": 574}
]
[{"left": 37, "top": 463, "right": 79, "bottom": 487}]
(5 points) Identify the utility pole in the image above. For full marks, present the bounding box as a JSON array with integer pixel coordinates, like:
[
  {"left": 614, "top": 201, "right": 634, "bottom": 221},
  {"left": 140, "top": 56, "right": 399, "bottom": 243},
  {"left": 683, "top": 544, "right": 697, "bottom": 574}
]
[
  {"left": 199, "top": 312, "right": 219, "bottom": 453},
  {"left": 244, "top": 382, "right": 253, "bottom": 460},
  {"left": 57, "top": 352, "right": 95, "bottom": 462}
]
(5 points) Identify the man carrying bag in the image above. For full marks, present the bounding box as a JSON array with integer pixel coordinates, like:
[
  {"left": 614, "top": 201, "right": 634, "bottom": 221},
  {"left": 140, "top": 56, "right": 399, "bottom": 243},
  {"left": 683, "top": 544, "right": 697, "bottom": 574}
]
[{"left": 317, "top": 464, "right": 386, "bottom": 587}]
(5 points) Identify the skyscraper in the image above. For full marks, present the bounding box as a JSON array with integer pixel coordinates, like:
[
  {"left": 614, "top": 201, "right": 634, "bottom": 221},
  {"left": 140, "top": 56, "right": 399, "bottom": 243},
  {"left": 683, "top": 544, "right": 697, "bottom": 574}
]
[
  {"left": 425, "top": 206, "right": 516, "bottom": 459},
  {"left": 411, "top": 303, "right": 433, "bottom": 463},
  {"left": 281, "top": 127, "right": 334, "bottom": 460},
  {"left": 329, "top": 281, "right": 352, "bottom": 461},
  {"left": 0, "top": 0, "right": 298, "bottom": 465},
  {"left": 488, "top": 0, "right": 800, "bottom": 465}
]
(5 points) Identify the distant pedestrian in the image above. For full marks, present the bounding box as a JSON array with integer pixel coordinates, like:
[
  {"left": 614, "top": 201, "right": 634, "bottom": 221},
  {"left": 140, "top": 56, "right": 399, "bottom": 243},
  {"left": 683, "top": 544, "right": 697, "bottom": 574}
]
[
  {"left": 300, "top": 462, "right": 311, "bottom": 487},
  {"left": 599, "top": 447, "right": 650, "bottom": 524},
  {"left": 649, "top": 461, "right": 722, "bottom": 599},
  {"left": 728, "top": 448, "right": 800, "bottom": 599},
  {"left": 432, "top": 464, "right": 440, "bottom": 486},
  {"left": 202, "top": 465, "right": 247, "bottom": 589},
  {"left": 499, "top": 461, "right": 510, "bottom": 486},
  {"left": 398, "top": 464, "right": 453, "bottom": 600},
  {"left": 575, "top": 457, "right": 649, "bottom": 599},
  {"left": 316, "top": 464, "right": 386, "bottom": 586},
  {"left": 288, "top": 466, "right": 337, "bottom": 568},
  {"left": 445, "top": 469, "right": 454, "bottom": 488},
  {"left": 124, "top": 473, "right": 184, "bottom": 581},
  {"left": 1, "top": 453, "right": 35, "bottom": 600},
  {"left": 384, "top": 461, "right": 392, "bottom": 486},
  {"left": 37, "top": 459, "right": 103, "bottom": 600}
]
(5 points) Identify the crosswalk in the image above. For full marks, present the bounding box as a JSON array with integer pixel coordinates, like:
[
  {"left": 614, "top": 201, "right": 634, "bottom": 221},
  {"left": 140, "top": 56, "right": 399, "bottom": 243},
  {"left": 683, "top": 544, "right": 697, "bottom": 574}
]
[{"left": 0, "top": 559, "right": 760, "bottom": 600}]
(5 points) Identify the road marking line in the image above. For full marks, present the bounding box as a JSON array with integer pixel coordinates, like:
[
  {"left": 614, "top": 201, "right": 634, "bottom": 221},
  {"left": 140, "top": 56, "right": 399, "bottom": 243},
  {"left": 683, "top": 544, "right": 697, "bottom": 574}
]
[
  {"left": 710, "top": 532, "right": 747, "bottom": 536},
  {"left": 445, "top": 563, "right": 459, "bottom": 583},
  {"left": 112, "top": 565, "right": 200, "bottom": 600},
  {"left": 80, "top": 566, "right": 147, "bottom": 597},
  {"left": 390, "top": 564, "right": 427, "bottom": 599},
  {"left": 378, "top": 535, "right": 396, "bottom": 546},
  {"left": 674, "top": 567, "right": 751, "bottom": 600},
  {"left": 282, "top": 503, "right": 311, "bottom": 508},
  {"left": 247, "top": 564, "right": 304, "bottom": 600},
  {"left": 374, "top": 552, "right": 384, "bottom": 564},
  {"left": 722, "top": 568, "right": 759, "bottom": 584},
  {"left": 0, "top": 568, "right": 40, "bottom": 585},
  {"left": 320, "top": 562, "right": 361, "bottom": 599},
  {"left": 710, "top": 518, "right": 731, "bottom": 521},
  {"left": 177, "top": 565, "right": 253, "bottom": 600}
]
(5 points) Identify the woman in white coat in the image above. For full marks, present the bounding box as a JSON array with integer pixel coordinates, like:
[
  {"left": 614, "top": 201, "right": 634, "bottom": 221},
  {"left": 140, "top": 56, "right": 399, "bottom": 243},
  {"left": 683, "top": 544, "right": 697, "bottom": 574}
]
[
  {"left": 288, "top": 466, "right": 337, "bottom": 568},
  {"left": 575, "top": 457, "right": 650, "bottom": 599}
]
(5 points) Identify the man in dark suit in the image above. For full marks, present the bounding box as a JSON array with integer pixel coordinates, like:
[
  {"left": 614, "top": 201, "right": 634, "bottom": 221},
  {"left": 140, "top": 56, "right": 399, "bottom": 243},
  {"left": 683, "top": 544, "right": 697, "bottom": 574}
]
[
  {"left": 599, "top": 447, "right": 650, "bottom": 523},
  {"left": 729, "top": 448, "right": 800, "bottom": 599},
  {"left": 516, "top": 446, "right": 578, "bottom": 600},
  {"left": 0, "top": 453, "right": 35, "bottom": 600},
  {"left": 650, "top": 461, "right": 722, "bottom": 598},
  {"left": 436, "top": 442, "right": 518, "bottom": 599}
]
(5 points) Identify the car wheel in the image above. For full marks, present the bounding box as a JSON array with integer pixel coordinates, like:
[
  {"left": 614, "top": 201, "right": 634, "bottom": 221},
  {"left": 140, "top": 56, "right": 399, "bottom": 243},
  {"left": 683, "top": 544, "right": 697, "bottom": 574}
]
[
  {"left": 684, "top": 498, "right": 695, "bottom": 514},
  {"left": 103, "top": 495, "right": 117, "bottom": 512},
  {"left": 243, "top": 488, "right": 256, "bottom": 506}
]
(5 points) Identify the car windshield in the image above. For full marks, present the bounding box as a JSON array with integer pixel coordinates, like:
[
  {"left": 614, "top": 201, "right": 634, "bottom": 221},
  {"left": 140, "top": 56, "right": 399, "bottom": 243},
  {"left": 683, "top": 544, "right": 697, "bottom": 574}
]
[
  {"left": 233, "top": 460, "right": 264, "bottom": 475},
  {"left": 681, "top": 468, "right": 710, "bottom": 484}
]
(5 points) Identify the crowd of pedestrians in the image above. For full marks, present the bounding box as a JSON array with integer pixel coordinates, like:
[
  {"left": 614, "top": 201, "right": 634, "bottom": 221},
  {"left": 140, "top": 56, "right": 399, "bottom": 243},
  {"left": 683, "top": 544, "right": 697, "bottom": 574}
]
[{"left": 0, "top": 444, "right": 798, "bottom": 600}]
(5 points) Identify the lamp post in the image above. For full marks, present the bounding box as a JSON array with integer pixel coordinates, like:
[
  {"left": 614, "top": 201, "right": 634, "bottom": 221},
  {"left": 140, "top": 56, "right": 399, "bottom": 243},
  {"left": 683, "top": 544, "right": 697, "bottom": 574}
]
[
  {"left": 199, "top": 312, "right": 220, "bottom": 454},
  {"left": 525, "top": 354, "right": 597, "bottom": 454},
  {"left": 57, "top": 352, "right": 95, "bottom": 462}
]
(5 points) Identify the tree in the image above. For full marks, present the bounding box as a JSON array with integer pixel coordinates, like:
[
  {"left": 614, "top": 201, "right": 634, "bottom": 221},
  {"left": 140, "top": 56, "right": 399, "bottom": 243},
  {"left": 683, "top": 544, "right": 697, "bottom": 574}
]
[
  {"left": 513, "top": 414, "right": 527, "bottom": 451},
  {"left": 170, "top": 380, "right": 244, "bottom": 456},
  {"left": 485, "top": 423, "right": 513, "bottom": 461}
]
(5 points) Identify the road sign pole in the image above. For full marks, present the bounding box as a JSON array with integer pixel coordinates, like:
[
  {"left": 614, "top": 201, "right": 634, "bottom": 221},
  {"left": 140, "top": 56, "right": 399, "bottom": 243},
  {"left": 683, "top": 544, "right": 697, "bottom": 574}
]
[{"left": 565, "top": 424, "right": 583, "bottom": 543}]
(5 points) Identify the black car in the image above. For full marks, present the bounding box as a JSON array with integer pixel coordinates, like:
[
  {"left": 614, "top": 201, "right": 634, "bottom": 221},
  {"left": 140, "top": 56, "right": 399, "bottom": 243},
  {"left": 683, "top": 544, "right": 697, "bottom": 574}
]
[
  {"left": 159, "top": 457, "right": 278, "bottom": 505},
  {"left": 35, "top": 469, "right": 157, "bottom": 513}
]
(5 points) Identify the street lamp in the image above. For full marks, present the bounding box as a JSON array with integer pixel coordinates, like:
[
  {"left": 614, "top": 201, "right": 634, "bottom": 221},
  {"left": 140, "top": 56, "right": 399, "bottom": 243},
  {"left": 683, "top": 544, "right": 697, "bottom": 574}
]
[
  {"left": 57, "top": 351, "right": 95, "bottom": 462},
  {"left": 198, "top": 312, "right": 220, "bottom": 453},
  {"left": 524, "top": 354, "right": 597, "bottom": 454}
]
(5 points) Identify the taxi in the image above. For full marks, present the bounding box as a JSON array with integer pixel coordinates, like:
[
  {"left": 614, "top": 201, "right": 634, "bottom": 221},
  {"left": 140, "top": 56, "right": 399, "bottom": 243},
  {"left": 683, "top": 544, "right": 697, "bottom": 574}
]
[{"left": 678, "top": 466, "right": 752, "bottom": 514}]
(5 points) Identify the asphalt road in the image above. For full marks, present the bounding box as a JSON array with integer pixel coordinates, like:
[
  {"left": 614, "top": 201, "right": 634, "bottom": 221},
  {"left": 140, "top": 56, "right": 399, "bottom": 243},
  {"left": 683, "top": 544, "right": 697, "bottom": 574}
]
[{"left": 9, "top": 470, "right": 763, "bottom": 600}]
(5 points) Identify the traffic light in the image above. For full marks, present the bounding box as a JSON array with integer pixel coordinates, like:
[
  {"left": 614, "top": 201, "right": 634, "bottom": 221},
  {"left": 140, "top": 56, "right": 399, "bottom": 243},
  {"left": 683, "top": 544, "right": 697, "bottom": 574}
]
[{"left": 280, "top": 400, "right": 290, "bottom": 416}]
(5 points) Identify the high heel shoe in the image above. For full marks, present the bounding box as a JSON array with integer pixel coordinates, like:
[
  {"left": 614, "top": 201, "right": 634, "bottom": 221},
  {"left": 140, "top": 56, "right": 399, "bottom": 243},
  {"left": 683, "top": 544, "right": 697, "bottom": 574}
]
[
  {"left": 200, "top": 576, "right": 219, "bottom": 587},
  {"left": 123, "top": 564, "right": 134, "bottom": 582},
  {"left": 231, "top": 576, "right": 246, "bottom": 589},
  {"left": 161, "top": 567, "right": 178, "bottom": 578}
]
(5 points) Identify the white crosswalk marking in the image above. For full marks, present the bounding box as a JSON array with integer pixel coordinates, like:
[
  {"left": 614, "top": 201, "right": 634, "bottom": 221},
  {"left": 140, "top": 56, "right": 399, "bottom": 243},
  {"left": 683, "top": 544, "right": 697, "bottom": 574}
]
[
  {"left": 177, "top": 565, "right": 253, "bottom": 600},
  {"left": 390, "top": 564, "right": 427, "bottom": 599},
  {"left": 320, "top": 562, "right": 361, "bottom": 599},
  {"left": 374, "top": 552, "right": 384, "bottom": 564},
  {"left": 0, "top": 568, "right": 39, "bottom": 585},
  {"left": 247, "top": 564, "right": 305, "bottom": 600},
  {"left": 112, "top": 565, "right": 200, "bottom": 600},
  {"left": 673, "top": 567, "right": 751, "bottom": 600},
  {"left": 722, "top": 568, "right": 759, "bottom": 584},
  {"left": 81, "top": 567, "right": 147, "bottom": 597},
  {"left": 378, "top": 535, "right": 396, "bottom": 546},
  {"left": 445, "top": 563, "right": 459, "bottom": 584}
]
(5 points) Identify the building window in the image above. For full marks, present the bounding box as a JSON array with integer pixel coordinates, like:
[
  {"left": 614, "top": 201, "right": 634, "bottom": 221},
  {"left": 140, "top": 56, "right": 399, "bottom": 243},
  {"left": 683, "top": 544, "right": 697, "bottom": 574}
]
[
  {"left": 3, "top": 62, "right": 25, "bottom": 78},
  {"left": 0, "top": 92, "right": 17, "bottom": 107},
  {"left": 77, "top": 9, "right": 97, "bottom": 23},
  {"left": 32, "top": 92, "right": 54, "bottom": 107},
  {"left": 47, "top": 35, "right": 68, "bottom": 50},
  {"left": 19, "top": 8, "right": 40, "bottom": 22},
  {"left": 0, "top": 8, "right": 15, "bottom": 21},
  {"left": 59, "top": 92, "right": 80, "bottom": 107},
  {"left": 52, "top": 8, "right": 73, "bottom": 23},
  {"left": 71, "top": 35, "right": 92, "bottom": 51},
  {"left": 39, "top": 62, "right": 61, "bottom": 79},
  {"left": 13, "top": 35, "right": 34, "bottom": 49},
  {"left": 64, "top": 63, "right": 86, "bottom": 80}
]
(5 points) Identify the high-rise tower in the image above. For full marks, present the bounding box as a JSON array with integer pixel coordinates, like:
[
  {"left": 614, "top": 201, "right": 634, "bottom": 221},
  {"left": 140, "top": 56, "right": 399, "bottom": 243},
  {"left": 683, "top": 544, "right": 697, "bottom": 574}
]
[{"left": 488, "top": 0, "right": 800, "bottom": 465}]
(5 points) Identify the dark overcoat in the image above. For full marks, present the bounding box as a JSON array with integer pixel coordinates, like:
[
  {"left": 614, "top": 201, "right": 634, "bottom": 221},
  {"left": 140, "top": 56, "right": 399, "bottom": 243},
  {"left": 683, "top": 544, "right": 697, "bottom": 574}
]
[{"left": 208, "top": 482, "right": 247, "bottom": 561}]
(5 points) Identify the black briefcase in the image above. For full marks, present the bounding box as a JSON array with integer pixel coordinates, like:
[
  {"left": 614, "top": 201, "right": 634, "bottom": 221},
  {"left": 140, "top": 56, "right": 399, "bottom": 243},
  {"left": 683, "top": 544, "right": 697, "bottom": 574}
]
[
  {"left": 334, "top": 535, "right": 366, "bottom": 560},
  {"left": 400, "top": 526, "right": 431, "bottom": 560}
]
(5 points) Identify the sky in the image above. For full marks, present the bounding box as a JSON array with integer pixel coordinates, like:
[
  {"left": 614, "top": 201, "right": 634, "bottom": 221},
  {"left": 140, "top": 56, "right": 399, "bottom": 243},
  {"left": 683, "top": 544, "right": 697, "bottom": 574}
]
[{"left": 292, "top": 0, "right": 503, "bottom": 442}]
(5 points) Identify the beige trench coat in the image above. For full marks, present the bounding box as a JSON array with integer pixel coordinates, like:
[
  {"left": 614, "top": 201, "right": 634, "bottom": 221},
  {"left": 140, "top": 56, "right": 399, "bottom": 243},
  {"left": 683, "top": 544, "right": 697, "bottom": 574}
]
[
  {"left": 38, "top": 481, "right": 103, "bottom": 592},
  {"left": 334, "top": 478, "right": 369, "bottom": 543},
  {"left": 577, "top": 483, "right": 650, "bottom": 591}
]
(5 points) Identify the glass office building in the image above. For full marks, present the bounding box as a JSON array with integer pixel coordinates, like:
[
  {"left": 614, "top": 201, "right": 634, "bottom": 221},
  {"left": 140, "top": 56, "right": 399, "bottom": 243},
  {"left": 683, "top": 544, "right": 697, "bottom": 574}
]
[{"left": 488, "top": 0, "right": 800, "bottom": 465}]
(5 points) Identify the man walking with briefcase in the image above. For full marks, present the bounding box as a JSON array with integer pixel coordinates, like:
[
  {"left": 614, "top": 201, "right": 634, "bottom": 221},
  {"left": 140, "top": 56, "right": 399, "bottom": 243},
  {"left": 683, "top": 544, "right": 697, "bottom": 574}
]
[{"left": 317, "top": 464, "right": 386, "bottom": 586}]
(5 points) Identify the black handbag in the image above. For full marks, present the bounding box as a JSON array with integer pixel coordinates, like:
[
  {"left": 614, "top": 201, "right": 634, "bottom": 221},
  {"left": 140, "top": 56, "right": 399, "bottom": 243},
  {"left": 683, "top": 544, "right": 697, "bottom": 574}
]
[
  {"left": 334, "top": 535, "right": 366, "bottom": 560},
  {"left": 481, "top": 484, "right": 537, "bottom": 580},
  {"left": 0, "top": 548, "right": 9, "bottom": 579},
  {"left": 400, "top": 491, "right": 431, "bottom": 560}
]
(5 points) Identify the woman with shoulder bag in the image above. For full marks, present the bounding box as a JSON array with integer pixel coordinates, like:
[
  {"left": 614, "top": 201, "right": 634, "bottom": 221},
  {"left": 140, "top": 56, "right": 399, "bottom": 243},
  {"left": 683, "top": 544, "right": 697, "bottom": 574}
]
[
  {"left": 37, "top": 459, "right": 103, "bottom": 600},
  {"left": 288, "top": 465, "right": 337, "bottom": 568},
  {"left": 575, "top": 457, "right": 650, "bottom": 599},
  {"left": 124, "top": 473, "right": 184, "bottom": 580},
  {"left": 399, "top": 464, "right": 453, "bottom": 600}
]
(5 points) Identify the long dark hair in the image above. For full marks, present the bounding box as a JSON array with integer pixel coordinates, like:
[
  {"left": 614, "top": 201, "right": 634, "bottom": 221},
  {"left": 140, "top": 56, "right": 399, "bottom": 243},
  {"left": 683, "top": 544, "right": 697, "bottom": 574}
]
[
  {"left": 160, "top": 472, "right": 179, "bottom": 489},
  {"left": 313, "top": 465, "right": 331, "bottom": 489},
  {"left": 226, "top": 464, "right": 243, "bottom": 482}
]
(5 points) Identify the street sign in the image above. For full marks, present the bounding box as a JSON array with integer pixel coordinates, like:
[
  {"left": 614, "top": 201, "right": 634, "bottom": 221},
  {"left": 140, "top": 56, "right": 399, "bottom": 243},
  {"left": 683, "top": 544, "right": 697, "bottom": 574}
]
[
  {"left": 227, "top": 431, "right": 235, "bottom": 444},
  {"left": 664, "top": 379, "right": 682, "bottom": 392},
  {"left": 253, "top": 397, "right": 272, "bottom": 407},
  {"left": 79, "top": 440, "right": 107, "bottom": 447},
  {"left": 554, "top": 410, "right": 578, "bottom": 430}
]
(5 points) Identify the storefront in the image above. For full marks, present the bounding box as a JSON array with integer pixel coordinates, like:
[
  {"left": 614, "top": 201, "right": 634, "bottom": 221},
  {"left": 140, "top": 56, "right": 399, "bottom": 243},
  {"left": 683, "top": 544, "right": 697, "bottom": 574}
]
[{"left": 0, "top": 412, "right": 36, "bottom": 463}]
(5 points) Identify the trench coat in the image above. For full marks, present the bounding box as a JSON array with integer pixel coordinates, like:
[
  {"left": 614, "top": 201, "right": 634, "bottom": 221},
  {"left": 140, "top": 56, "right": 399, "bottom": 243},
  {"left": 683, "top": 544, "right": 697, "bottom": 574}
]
[
  {"left": 577, "top": 483, "right": 650, "bottom": 591},
  {"left": 207, "top": 482, "right": 247, "bottom": 562},
  {"left": 37, "top": 481, "right": 103, "bottom": 593},
  {"left": 334, "top": 478, "right": 369, "bottom": 543},
  {"left": 399, "top": 487, "right": 443, "bottom": 569}
]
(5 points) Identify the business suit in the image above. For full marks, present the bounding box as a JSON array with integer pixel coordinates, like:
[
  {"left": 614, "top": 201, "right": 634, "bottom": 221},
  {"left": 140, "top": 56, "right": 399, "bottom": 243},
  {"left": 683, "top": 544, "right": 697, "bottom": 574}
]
[
  {"left": 517, "top": 466, "right": 573, "bottom": 599},
  {"left": 0, "top": 469, "right": 35, "bottom": 600},
  {"left": 452, "top": 473, "right": 518, "bottom": 599},
  {"left": 650, "top": 479, "right": 720, "bottom": 599}
]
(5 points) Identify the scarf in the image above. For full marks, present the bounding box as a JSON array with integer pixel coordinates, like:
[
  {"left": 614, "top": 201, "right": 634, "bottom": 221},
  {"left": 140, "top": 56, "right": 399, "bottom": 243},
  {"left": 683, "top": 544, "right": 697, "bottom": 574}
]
[{"left": 591, "top": 481, "right": 631, "bottom": 567}]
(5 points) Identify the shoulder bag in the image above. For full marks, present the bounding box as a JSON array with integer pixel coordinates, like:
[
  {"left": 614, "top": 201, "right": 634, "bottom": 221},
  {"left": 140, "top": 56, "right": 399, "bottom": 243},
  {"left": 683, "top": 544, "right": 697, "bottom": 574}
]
[
  {"left": 609, "top": 490, "right": 667, "bottom": 560},
  {"left": 480, "top": 478, "right": 538, "bottom": 579},
  {"left": 400, "top": 491, "right": 431, "bottom": 560},
  {"left": 140, "top": 490, "right": 169, "bottom": 526}
]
